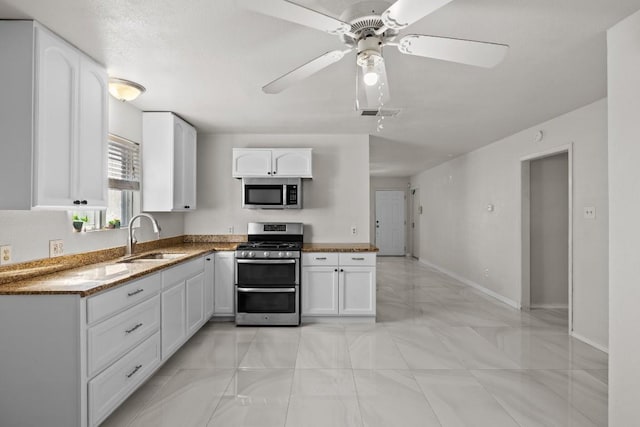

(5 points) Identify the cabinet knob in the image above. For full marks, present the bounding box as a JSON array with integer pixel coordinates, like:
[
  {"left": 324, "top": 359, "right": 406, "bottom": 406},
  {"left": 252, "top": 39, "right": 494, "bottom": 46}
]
[
  {"left": 80, "top": 200, "right": 88, "bottom": 205},
  {"left": 334, "top": 268, "right": 338, "bottom": 272},
  {"left": 267, "top": 171, "right": 271, "bottom": 175},
  {"left": 206, "top": 258, "right": 211, "bottom": 261},
  {"left": 273, "top": 171, "right": 277, "bottom": 175},
  {"left": 73, "top": 200, "right": 81, "bottom": 205},
  {"left": 340, "top": 269, "right": 344, "bottom": 272},
  {"left": 184, "top": 205, "right": 190, "bottom": 209}
]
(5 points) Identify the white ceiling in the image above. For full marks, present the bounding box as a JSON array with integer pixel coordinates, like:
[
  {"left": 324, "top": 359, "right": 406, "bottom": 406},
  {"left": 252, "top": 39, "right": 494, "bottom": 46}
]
[{"left": 2, "top": 0, "right": 639, "bottom": 176}]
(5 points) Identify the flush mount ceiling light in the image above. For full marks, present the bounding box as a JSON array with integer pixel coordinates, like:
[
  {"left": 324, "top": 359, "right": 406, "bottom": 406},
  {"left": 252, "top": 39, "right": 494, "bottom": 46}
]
[{"left": 108, "top": 78, "right": 146, "bottom": 102}]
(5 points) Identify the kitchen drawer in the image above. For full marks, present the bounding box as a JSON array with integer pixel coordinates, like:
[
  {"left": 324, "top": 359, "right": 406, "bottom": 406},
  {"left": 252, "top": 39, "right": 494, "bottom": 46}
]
[
  {"left": 302, "top": 253, "right": 339, "bottom": 266},
  {"left": 338, "top": 253, "right": 376, "bottom": 266},
  {"left": 87, "top": 273, "right": 161, "bottom": 324},
  {"left": 88, "top": 332, "right": 161, "bottom": 427},
  {"left": 163, "top": 257, "right": 204, "bottom": 289},
  {"left": 87, "top": 295, "right": 160, "bottom": 377}
]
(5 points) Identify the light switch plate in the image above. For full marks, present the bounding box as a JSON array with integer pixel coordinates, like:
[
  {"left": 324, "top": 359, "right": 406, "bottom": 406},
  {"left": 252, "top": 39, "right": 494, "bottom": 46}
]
[{"left": 0, "top": 245, "right": 12, "bottom": 265}]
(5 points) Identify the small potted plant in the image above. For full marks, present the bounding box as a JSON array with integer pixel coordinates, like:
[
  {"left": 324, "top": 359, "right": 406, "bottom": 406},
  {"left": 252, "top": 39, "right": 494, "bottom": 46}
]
[
  {"left": 72, "top": 215, "right": 88, "bottom": 232},
  {"left": 107, "top": 218, "right": 121, "bottom": 229}
]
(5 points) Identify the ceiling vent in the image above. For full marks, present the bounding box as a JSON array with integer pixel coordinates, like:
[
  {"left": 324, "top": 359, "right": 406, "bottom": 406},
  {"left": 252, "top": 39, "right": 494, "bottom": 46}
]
[{"left": 360, "top": 108, "right": 401, "bottom": 117}]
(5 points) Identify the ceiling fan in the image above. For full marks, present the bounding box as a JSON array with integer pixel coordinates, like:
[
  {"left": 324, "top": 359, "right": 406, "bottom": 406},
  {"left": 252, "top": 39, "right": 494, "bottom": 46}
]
[{"left": 240, "top": 0, "right": 509, "bottom": 110}]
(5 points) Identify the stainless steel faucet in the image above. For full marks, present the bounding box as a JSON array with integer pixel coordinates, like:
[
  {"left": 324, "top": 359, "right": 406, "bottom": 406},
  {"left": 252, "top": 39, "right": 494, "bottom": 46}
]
[{"left": 126, "top": 213, "right": 161, "bottom": 256}]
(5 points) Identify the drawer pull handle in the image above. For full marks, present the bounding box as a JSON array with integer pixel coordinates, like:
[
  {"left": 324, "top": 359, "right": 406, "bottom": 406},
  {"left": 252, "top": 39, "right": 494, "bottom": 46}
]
[
  {"left": 125, "top": 323, "right": 143, "bottom": 334},
  {"left": 315, "top": 257, "right": 327, "bottom": 260},
  {"left": 127, "top": 289, "right": 144, "bottom": 297},
  {"left": 126, "top": 364, "right": 143, "bottom": 378},
  {"left": 352, "top": 257, "right": 365, "bottom": 261}
]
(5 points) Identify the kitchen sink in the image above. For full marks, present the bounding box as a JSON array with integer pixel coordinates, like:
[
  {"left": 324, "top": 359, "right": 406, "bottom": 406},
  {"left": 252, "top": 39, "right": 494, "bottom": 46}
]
[{"left": 118, "top": 253, "right": 187, "bottom": 263}]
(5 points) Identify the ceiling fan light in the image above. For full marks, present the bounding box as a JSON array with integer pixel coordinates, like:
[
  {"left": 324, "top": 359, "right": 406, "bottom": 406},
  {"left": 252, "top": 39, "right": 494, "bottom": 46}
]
[{"left": 108, "top": 78, "right": 146, "bottom": 102}]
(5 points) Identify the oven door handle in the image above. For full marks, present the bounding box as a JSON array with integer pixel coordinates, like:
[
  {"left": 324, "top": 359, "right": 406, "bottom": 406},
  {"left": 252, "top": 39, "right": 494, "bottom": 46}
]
[
  {"left": 236, "top": 259, "right": 297, "bottom": 264},
  {"left": 237, "top": 287, "right": 296, "bottom": 293}
]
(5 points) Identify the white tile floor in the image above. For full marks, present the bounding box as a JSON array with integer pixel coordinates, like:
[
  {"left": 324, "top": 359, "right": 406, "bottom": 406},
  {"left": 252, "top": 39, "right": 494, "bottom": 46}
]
[{"left": 101, "top": 256, "right": 608, "bottom": 427}]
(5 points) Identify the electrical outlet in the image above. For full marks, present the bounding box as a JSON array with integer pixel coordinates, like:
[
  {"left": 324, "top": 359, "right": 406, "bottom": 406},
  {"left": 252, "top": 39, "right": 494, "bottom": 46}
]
[
  {"left": 0, "top": 245, "right": 12, "bottom": 265},
  {"left": 484, "top": 268, "right": 490, "bottom": 278},
  {"left": 49, "top": 240, "right": 64, "bottom": 257},
  {"left": 351, "top": 226, "right": 357, "bottom": 235},
  {"left": 584, "top": 207, "right": 596, "bottom": 220},
  {"left": 227, "top": 226, "right": 234, "bottom": 234}
]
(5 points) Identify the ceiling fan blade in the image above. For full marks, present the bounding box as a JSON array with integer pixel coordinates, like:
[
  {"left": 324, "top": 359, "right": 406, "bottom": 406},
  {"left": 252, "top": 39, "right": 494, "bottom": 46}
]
[
  {"left": 356, "top": 60, "right": 390, "bottom": 111},
  {"left": 381, "top": 0, "right": 454, "bottom": 30},
  {"left": 263, "top": 49, "right": 350, "bottom": 94},
  {"left": 239, "top": 0, "right": 351, "bottom": 35},
  {"left": 397, "top": 34, "right": 508, "bottom": 68}
]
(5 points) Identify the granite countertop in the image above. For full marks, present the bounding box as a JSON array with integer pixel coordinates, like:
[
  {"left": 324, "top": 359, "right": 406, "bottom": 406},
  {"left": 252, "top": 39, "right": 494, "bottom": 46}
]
[
  {"left": 302, "top": 243, "right": 379, "bottom": 252},
  {"left": 0, "top": 239, "right": 377, "bottom": 297},
  {"left": 0, "top": 242, "right": 240, "bottom": 297}
]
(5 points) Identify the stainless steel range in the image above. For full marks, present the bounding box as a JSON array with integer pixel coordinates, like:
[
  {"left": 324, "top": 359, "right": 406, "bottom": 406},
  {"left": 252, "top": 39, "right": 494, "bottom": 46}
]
[{"left": 235, "top": 222, "right": 303, "bottom": 326}]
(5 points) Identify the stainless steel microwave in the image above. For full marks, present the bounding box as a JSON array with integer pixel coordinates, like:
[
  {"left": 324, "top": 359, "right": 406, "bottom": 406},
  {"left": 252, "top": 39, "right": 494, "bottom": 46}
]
[{"left": 242, "top": 178, "right": 302, "bottom": 209}]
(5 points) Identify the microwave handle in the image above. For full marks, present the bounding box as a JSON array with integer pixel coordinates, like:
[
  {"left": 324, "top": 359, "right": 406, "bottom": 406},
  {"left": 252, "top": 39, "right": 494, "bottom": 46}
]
[{"left": 283, "top": 184, "right": 287, "bottom": 206}]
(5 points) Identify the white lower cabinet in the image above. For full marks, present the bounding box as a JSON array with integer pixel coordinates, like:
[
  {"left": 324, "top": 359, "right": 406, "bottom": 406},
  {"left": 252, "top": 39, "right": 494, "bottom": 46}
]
[
  {"left": 302, "top": 252, "right": 376, "bottom": 319},
  {"left": 161, "top": 280, "right": 187, "bottom": 359},
  {"left": 186, "top": 272, "right": 205, "bottom": 336},
  {"left": 0, "top": 252, "right": 224, "bottom": 427},
  {"left": 161, "top": 256, "right": 206, "bottom": 360},
  {"left": 204, "top": 255, "right": 215, "bottom": 318},
  {"left": 213, "top": 251, "right": 235, "bottom": 316}
]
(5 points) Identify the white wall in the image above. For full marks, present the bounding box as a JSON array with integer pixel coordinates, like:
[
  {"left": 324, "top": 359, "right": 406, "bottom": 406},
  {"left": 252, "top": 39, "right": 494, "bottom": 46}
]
[
  {"left": 0, "top": 98, "right": 184, "bottom": 264},
  {"left": 410, "top": 99, "right": 608, "bottom": 349},
  {"left": 607, "top": 10, "right": 640, "bottom": 426},
  {"left": 185, "top": 134, "right": 370, "bottom": 242},
  {"left": 369, "top": 177, "right": 410, "bottom": 248},
  {"left": 530, "top": 153, "right": 569, "bottom": 307}
]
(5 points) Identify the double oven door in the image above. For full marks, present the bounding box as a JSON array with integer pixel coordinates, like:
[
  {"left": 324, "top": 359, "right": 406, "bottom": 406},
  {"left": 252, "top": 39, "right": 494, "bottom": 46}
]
[{"left": 235, "top": 258, "right": 300, "bottom": 325}]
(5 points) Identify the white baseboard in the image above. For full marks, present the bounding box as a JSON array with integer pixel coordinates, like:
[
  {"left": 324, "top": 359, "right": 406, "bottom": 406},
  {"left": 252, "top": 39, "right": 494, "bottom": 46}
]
[
  {"left": 570, "top": 331, "right": 609, "bottom": 354},
  {"left": 530, "top": 304, "right": 569, "bottom": 309},
  {"left": 418, "top": 258, "right": 521, "bottom": 309}
]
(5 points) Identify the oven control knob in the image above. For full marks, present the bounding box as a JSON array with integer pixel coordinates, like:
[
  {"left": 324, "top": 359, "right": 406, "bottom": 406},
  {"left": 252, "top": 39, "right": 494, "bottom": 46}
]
[
  {"left": 263, "top": 251, "right": 270, "bottom": 257},
  {"left": 278, "top": 252, "right": 284, "bottom": 258},
  {"left": 249, "top": 251, "right": 255, "bottom": 258},
  {"left": 241, "top": 251, "right": 247, "bottom": 257},
  {"left": 286, "top": 252, "right": 292, "bottom": 257}
]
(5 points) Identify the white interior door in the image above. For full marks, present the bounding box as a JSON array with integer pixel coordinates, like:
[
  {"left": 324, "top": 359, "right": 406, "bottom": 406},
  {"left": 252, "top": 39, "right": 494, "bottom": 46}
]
[
  {"left": 410, "top": 188, "right": 420, "bottom": 259},
  {"left": 375, "top": 190, "right": 406, "bottom": 256}
]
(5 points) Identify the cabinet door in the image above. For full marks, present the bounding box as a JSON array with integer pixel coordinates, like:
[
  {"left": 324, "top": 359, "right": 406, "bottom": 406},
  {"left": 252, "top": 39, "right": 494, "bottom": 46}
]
[
  {"left": 204, "top": 255, "right": 215, "bottom": 318},
  {"left": 76, "top": 57, "right": 107, "bottom": 207},
  {"left": 161, "top": 281, "right": 186, "bottom": 360},
  {"left": 339, "top": 267, "right": 376, "bottom": 316},
  {"left": 302, "top": 266, "right": 339, "bottom": 315},
  {"left": 232, "top": 149, "right": 272, "bottom": 177},
  {"left": 214, "top": 252, "right": 235, "bottom": 315},
  {"left": 186, "top": 272, "right": 205, "bottom": 336},
  {"left": 272, "top": 149, "right": 312, "bottom": 178},
  {"left": 182, "top": 124, "right": 197, "bottom": 209},
  {"left": 34, "top": 26, "right": 79, "bottom": 207},
  {"left": 172, "top": 118, "right": 186, "bottom": 210}
]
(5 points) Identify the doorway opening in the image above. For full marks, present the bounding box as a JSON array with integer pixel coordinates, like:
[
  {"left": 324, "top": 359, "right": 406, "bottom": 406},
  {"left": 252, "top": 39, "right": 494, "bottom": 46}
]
[
  {"left": 375, "top": 190, "right": 406, "bottom": 256},
  {"left": 520, "top": 145, "right": 573, "bottom": 332}
]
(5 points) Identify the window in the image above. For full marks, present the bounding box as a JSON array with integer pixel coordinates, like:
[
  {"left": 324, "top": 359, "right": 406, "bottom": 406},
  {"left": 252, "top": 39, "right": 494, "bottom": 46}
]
[
  {"left": 106, "top": 134, "right": 141, "bottom": 228},
  {"left": 71, "top": 134, "right": 141, "bottom": 231}
]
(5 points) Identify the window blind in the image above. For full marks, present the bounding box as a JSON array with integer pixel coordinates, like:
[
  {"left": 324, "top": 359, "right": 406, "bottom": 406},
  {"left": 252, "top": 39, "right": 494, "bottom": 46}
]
[{"left": 108, "top": 134, "right": 140, "bottom": 191}]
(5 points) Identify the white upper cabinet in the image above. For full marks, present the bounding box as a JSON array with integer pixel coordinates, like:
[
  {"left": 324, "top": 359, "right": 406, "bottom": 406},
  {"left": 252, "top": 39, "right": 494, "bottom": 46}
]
[
  {"left": 0, "top": 21, "right": 108, "bottom": 209},
  {"left": 142, "top": 112, "right": 197, "bottom": 212},
  {"left": 232, "top": 148, "right": 312, "bottom": 178}
]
